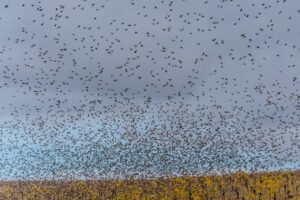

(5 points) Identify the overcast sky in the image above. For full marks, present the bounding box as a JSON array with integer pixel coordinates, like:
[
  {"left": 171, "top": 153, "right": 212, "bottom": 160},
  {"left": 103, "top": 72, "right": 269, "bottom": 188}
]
[{"left": 0, "top": 0, "right": 300, "bottom": 180}]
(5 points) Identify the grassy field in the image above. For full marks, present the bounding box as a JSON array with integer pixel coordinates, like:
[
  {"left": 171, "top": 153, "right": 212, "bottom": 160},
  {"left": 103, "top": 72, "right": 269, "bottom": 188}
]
[{"left": 1, "top": 170, "right": 300, "bottom": 199}]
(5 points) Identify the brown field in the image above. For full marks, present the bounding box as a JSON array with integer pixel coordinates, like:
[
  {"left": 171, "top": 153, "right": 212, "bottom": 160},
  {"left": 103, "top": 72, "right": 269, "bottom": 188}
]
[{"left": 1, "top": 170, "right": 300, "bottom": 199}]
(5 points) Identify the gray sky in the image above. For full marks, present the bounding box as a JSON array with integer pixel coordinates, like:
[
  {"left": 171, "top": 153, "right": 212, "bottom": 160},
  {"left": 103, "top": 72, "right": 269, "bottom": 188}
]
[{"left": 0, "top": 0, "right": 300, "bottom": 180}]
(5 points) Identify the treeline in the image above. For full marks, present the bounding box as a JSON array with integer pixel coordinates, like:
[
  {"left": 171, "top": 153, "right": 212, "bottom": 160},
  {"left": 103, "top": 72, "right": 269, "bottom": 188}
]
[{"left": 1, "top": 170, "right": 300, "bottom": 199}]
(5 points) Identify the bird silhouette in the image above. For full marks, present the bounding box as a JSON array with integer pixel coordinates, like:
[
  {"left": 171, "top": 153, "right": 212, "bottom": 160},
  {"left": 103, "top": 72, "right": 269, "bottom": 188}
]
[{"left": 0, "top": 0, "right": 299, "bottom": 181}]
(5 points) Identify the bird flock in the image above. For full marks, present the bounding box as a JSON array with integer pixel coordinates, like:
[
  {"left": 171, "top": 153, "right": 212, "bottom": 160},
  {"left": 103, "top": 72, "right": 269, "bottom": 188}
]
[{"left": 0, "top": 0, "right": 300, "bottom": 180}]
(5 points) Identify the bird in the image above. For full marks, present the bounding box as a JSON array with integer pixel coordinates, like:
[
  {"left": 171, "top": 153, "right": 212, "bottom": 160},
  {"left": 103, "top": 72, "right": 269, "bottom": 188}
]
[{"left": 0, "top": 0, "right": 299, "bottom": 182}]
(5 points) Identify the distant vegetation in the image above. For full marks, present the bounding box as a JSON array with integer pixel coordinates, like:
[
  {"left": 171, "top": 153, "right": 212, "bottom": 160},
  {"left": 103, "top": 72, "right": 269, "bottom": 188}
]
[{"left": 1, "top": 170, "right": 300, "bottom": 199}]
